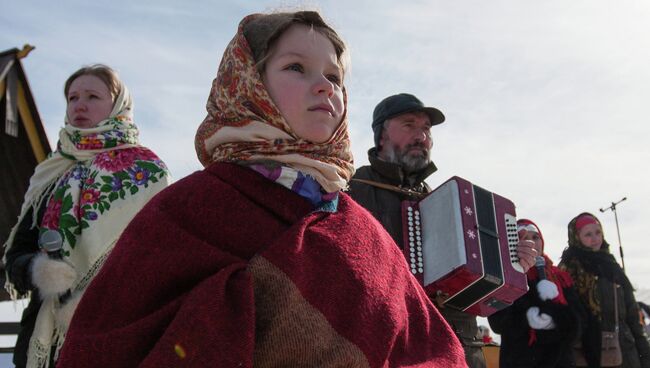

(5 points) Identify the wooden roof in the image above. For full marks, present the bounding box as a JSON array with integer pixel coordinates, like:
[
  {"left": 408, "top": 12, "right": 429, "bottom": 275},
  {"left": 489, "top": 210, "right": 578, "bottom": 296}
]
[{"left": 0, "top": 45, "right": 52, "bottom": 300}]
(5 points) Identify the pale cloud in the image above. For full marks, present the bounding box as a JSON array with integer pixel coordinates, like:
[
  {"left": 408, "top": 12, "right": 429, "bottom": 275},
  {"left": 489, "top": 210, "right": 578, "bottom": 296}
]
[{"left": 3, "top": 0, "right": 650, "bottom": 296}]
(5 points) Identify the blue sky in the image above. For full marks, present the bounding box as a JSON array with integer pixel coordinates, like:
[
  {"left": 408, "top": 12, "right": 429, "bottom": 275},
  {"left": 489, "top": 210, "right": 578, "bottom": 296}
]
[{"left": 3, "top": 1, "right": 650, "bottom": 296}]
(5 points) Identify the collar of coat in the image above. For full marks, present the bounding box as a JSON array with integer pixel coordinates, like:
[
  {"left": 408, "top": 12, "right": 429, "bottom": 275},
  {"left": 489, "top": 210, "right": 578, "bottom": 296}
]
[{"left": 367, "top": 147, "right": 437, "bottom": 189}]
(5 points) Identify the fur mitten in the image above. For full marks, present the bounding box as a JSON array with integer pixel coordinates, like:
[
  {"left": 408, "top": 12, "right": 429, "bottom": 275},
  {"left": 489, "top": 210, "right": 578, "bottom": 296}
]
[
  {"left": 30, "top": 253, "right": 77, "bottom": 299},
  {"left": 526, "top": 306, "right": 556, "bottom": 330},
  {"left": 536, "top": 279, "right": 559, "bottom": 301}
]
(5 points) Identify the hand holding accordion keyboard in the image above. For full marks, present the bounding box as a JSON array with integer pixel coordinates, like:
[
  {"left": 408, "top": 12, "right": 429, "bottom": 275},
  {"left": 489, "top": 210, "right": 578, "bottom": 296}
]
[{"left": 401, "top": 176, "right": 528, "bottom": 316}]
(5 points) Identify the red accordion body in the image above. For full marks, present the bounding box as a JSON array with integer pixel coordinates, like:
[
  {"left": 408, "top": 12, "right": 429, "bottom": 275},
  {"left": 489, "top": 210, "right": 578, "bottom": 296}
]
[{"left": 402, "top": 176, "right": 528, "bottom": 316}]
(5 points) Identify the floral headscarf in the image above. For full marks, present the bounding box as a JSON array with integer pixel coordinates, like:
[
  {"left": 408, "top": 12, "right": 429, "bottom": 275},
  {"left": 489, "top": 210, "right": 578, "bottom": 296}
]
[
  {"left": 4, "top": 82, "right": 170, "bottom": 367},
  {"left": 194, "top": 14, "right": 354, "bottom": 193}
]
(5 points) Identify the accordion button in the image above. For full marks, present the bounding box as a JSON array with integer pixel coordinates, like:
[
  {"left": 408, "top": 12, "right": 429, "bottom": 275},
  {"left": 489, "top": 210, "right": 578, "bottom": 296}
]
[
  {"left": 417, "top": 251, "right": 422, "bottom": 256},
  {"left": 418, "top": 268, "right": 424, "bottom": 273},
  {"left": 418, "top": 262, "right": 423, "bottom": 267},
  {"left": 408, "top": 207, "right": 413, "bottom": 212},
  {"left": 411, "top": 269, "right": 417, "bottom": 275},
  {"left": 410, "top": 252, "right": 415, "bottom": 258},
  {"left": 411, "top": 257, "right": 416, "bottom": 263},
  {"left": 417, "top": 247, "right": 422, "bottom": 251}
]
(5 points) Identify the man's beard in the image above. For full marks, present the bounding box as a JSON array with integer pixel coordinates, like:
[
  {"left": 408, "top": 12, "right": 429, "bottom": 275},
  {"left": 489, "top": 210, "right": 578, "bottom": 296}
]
[{"left": 382, "top": 142, "right": 431, "bottom": 173}]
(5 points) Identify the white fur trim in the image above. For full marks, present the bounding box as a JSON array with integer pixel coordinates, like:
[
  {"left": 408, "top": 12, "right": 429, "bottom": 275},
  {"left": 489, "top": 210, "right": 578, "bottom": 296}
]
[
  {"left": 55, "top": 290, "right": 83, "bottom": 331},
  {"left": 30, "top": 253, "right": 77, "bottom": 299},
  {"left": 536, "top": 279, "right": 559, "bottom": 301}
]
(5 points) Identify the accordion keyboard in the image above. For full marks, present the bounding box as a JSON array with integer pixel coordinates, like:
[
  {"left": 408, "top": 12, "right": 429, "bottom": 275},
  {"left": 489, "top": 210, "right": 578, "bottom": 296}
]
[{"left": 505, "top": 213, "right": 524, "bottom": 273}]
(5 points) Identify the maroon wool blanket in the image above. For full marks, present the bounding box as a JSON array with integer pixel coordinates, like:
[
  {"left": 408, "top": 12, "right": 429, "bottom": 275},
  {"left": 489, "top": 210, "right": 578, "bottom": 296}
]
[{"left": 57, "top": 163, "right": 465, "bottom": 367}]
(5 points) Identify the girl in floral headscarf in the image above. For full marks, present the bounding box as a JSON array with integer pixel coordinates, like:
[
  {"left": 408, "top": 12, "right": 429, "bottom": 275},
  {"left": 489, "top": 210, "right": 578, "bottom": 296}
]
[
  {"left": 3, "top": 64, "right": 170, "bottom": 368},
  {"left": 58, "top": 11, "right": 465, "bottom": 367},
  {"left": 560, "top": 213, "right": 650, "bottom": 368},
  {"left": 489, "top": 219, "right": 583, "bottom": 367}
]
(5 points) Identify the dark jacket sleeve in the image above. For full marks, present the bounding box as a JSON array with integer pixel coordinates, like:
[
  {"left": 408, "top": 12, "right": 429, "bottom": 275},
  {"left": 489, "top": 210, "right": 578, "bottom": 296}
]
[
  {"left": 4, "top": 207, "right": 42, "bottom": 296},
  {"left": 534, "top": 285, "right": 583, "bottom": 347},
  {"left": 488, "top": 289, "right": 532, "bottom": 335},
  {"left": 622, "top": 284, "right": 650, "bottom": 367}
]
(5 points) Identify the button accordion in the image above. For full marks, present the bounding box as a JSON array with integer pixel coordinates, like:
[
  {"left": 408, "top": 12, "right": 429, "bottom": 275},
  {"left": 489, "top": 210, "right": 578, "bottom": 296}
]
[{"left": 402, "top": 176, "right": 527, "bottom": 316}]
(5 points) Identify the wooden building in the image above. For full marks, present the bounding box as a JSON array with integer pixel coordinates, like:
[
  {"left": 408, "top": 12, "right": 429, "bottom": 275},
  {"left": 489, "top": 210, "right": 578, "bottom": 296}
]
[{"left": 0, "top": 45, "right": 52, "bottom": 300}]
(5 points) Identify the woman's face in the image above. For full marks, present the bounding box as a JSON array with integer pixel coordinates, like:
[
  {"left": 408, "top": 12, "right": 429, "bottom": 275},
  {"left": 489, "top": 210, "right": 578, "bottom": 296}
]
[
  {"left": 262, "top": 24, "right": 344, "bottom": 143},
  {"left": 522, "top": 231, "right": 543, "bottom": 254},
  {"left": 66, "top": 74, "right": 114, "bottom": 128},
  {"left": 578, "top": 223, "right": 603, "bottom": 250}
]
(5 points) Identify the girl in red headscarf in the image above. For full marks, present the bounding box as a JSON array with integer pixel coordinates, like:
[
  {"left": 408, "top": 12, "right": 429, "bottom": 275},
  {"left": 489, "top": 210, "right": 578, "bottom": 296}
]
[
  {"left": 560, "top": 213, "right": 650, "bottom": 368},
  {"left": 488, "top": 219, "right": 583, "bottom": 367}
]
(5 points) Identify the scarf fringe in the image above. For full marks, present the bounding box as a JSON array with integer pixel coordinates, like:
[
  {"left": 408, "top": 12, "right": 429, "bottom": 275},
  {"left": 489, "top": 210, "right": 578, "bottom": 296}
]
[
  {"left": 27, "top": 335, "right": 51, "bottom": 368},
  {"left": 26, "top": 328, "right": 65, "bottom": 368},
  {"left": 23, "top": 247, "right": 115, "bottom": 367}
]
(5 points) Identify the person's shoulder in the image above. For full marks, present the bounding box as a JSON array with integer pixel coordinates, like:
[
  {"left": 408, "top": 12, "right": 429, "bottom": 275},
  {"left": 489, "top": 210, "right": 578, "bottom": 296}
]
[
  {"left": 130, "top": 166, "right": 242, "bottom": 227},
  {"left": 337, "top": 193, "right": 379, "bottom": 224},
  {"left": 156, "top": 166, "right": 228, "bottom": 198},
  {"left": 351, "top": 165, "right": 374, "bottom": 180},
  {"left": 348, "top": 165, "right": 377, "bottom": 193}
]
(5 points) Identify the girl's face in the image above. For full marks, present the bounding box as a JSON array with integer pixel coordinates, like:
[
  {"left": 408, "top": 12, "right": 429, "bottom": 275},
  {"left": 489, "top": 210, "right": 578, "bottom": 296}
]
[
  {"left": 578, "top": 223, "right": 603, "bottom": 250},
  {"left": 67, "top": 75, "right": 114, "bottom": 128},
  {"left": 263, "top": 24, "right": 344, "bottom": 143},
  {"left": 522, "top": 231, "right": 543, "bottom": 254}
]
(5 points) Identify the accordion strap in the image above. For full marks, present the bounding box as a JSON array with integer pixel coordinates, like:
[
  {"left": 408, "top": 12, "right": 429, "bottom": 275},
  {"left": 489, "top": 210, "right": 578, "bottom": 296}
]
[
  {"left": 351, "top": 178, "right": 427, "bottom": 199},
  {"left": 613, "top": 283, "right": 619, "bottom": 331}
]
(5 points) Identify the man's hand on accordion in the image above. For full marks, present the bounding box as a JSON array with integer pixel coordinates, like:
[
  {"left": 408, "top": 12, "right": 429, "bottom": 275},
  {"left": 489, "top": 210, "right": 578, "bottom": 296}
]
[{"left": 517, "top": 229, "right": 538, "bottom": 272}]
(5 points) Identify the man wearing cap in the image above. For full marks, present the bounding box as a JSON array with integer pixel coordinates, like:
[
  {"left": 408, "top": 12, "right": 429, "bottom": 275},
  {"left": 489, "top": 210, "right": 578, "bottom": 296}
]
[{"left": 348, "top": 93, "right": 537, "bottom": 368}]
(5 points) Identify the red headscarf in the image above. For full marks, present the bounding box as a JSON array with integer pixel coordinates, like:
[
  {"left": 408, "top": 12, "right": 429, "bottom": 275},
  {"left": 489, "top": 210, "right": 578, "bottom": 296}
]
[{"left": 518, "top": 219, "right": 573, "bottom": 305}]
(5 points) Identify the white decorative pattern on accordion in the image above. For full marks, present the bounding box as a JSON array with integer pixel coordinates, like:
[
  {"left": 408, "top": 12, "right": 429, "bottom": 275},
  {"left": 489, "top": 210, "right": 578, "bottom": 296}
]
[
  {"left": 405, "top": 206, "right": 424, "bottom": 275},
  {"left": 505, "top": 214, "right": 524, "bottom": 273}
]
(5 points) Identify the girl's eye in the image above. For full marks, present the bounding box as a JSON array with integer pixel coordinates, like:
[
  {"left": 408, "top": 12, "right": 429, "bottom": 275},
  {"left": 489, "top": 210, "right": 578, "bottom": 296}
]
[
  {"left": 68, "top": 95, "right": 78, "bottom": 102},
  {"left": 286, "top": 63, "right": 303, "bottom": 73},
  {"left": 326, "top": 74, "right": 341, "bottom": 86}
]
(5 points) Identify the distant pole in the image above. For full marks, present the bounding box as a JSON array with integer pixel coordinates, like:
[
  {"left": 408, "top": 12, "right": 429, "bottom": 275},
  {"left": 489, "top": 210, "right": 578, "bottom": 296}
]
[{"left": 600, "top": 197, "right": 627, "bottom": 272}]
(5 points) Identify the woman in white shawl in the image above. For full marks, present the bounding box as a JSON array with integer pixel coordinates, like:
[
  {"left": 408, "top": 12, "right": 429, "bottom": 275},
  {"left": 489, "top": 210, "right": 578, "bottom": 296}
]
[{"left": 3, "top": 64, "right": 170, "bottom": 368}]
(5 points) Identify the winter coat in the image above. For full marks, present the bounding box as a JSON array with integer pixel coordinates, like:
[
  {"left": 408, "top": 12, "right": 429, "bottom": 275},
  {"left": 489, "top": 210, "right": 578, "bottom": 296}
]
[
  {"left": 600, "top": 277, "right": 650, "bottom": 368},
  {"left": 567, "top": 272, "right": 650, "bottom": 368},
  {"left": 488, "top": 276, "right": 583, "bottom": 367},
  {"left": 348, "top": 148, "right": 485, "bottom": 368}
]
